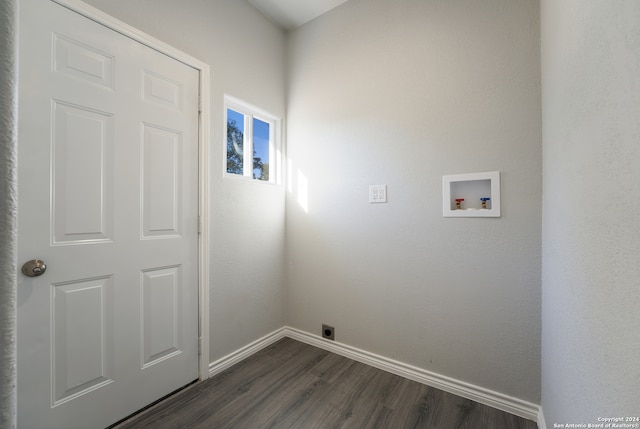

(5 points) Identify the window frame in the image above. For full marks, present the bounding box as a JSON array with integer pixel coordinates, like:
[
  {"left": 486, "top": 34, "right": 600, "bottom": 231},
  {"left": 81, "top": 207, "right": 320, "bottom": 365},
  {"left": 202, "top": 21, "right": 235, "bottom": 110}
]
[{"left": 224, "top": 95, "right": 282, "bottom": 185}]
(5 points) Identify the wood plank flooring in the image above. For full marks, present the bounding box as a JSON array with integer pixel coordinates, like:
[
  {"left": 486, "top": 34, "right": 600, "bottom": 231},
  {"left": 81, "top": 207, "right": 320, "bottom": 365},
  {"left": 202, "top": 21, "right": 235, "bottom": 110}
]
[{"left": 113, "top": 338, "right": 537, "bottom": 429}]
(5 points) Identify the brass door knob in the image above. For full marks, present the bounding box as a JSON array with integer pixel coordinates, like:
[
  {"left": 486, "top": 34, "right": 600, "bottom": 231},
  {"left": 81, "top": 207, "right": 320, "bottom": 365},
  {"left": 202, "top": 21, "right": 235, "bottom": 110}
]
[{"left": 22, "top": 259, "right": 47, "bottom": 277}]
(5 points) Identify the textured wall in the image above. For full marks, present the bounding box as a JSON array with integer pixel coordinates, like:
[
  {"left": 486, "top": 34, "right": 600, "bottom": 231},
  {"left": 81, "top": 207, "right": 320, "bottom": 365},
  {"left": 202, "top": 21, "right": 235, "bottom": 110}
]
[
  {"left": 83, "top": 0, "right": 287, "bottom": 362},
  {"left": 0, "top": 0, "right": 18, "bottom": 427},
  {"left": 541, "top": 0, "right": 640, "bottom": 424},
  {"left": 286, "top": 0, "right": 542, "bottom": 403}
]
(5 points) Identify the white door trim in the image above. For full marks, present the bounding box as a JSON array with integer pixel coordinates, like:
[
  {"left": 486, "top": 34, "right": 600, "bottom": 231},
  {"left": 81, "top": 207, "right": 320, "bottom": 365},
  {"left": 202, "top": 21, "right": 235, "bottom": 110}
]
[{"left": 50, "top": 0, "right": 211, "bottom": 381}]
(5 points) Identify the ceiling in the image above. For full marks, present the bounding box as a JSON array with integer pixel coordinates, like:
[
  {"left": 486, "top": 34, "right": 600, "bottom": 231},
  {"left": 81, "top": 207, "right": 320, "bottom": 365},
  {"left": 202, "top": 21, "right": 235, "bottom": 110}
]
[{"left": 248, "top": 0, "right": 350, "bottom": 30}]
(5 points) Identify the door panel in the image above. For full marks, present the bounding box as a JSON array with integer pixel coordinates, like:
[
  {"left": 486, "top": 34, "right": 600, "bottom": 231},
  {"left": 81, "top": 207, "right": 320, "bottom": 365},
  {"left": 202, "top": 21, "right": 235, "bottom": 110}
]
[
  {"left": 52, "top": 276, "right": 115, "bottom": 406},
  {"left": 141, "top": 124, "right": 182, "bottom": 237},
  {"left": 141, "top": 266, "right": 182, "bottom": 367},
  {"left": 52, "top": 101, "right": 115, "bottom": 244},
  {"left": 53, "top": 33, "right": 115, "bottom": 89},
  {"left": 17, "top": 1, "right": 200, "bottom": 428}
]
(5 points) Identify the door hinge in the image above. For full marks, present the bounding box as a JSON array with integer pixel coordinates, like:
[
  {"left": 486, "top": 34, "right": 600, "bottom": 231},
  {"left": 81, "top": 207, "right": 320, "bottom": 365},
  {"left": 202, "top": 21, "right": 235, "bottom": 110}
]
[
  {"left": 198, "top": 337, "right": 202, "bottom": 355},
  {"left": 198, "top": 215, "right": 201, "bottom": 235}
]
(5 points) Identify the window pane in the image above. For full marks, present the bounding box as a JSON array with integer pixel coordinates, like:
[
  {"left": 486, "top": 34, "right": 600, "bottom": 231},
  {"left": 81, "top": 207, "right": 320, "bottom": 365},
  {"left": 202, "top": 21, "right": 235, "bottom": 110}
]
[
  {"left": 253, "top": 118, "right": 270, "bottom": 181},
  {"left": 227, "top": 109, "right": 244, "bottom": 175}
]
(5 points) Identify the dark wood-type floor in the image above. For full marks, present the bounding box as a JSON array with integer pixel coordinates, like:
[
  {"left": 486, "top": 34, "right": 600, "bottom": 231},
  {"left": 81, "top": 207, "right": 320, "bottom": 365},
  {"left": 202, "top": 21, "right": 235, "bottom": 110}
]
[{"left": 113, "top": 338, "right": 537, "bottom": 429}]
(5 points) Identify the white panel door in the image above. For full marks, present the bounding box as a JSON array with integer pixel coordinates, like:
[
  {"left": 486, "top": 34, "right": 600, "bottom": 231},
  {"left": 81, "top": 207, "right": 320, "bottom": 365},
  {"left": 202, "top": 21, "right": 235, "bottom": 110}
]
[{"left": 17, "top": 1, "right": 200, "bottom": 428}]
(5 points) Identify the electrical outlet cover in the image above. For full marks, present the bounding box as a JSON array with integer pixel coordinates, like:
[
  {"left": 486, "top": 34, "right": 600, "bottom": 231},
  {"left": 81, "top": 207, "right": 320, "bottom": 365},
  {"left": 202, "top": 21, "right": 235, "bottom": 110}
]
[{"left": 322, "top": 324, "right": 335, "bottom": 340}]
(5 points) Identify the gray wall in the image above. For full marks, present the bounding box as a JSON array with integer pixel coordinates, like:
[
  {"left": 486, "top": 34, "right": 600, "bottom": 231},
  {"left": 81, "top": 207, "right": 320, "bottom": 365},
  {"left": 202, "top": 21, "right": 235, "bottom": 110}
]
[
  {"left": 83, "top": 0, "right": 288, "bottom": 362},
  {"left": 541, "top": 0, "right": 640, "bottom": 424},
  {"left": 286, "top": 0, "right": 542, "bottom": 403},
  {"left": 0, "top": 1, "right": 18, "bottom": 427}
]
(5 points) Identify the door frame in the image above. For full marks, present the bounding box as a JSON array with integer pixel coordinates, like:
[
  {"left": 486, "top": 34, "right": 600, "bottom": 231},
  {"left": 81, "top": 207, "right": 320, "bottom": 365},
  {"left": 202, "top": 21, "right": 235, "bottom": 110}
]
[{"left": 51, "top": 0, "right": 211, "bottom": 381}]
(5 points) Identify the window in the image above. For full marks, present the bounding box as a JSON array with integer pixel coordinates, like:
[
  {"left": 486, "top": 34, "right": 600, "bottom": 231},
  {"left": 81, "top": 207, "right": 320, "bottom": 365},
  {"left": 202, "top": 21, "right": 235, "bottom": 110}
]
[{"left": 225, "top": 96, "right": 281, "bottom": 183}]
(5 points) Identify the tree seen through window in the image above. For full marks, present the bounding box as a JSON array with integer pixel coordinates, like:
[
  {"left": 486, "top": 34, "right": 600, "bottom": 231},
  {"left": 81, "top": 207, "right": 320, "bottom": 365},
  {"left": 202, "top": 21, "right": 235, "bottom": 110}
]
[{"left": 226, "top": 108, "right": 270, "bottom": 181}]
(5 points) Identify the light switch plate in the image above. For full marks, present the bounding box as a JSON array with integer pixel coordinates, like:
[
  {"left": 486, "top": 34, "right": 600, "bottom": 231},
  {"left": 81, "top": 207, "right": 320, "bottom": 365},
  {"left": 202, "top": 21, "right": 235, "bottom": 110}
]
[{"left": 369, "top": 184, "right": 387, "bottom": 203}]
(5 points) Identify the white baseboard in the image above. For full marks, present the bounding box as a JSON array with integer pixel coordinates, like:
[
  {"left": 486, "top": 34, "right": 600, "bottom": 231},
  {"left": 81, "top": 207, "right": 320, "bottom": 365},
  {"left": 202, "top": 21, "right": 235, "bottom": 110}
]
[
  {"left": 208, "top": 327, "right": 287, "bottom": 377},
  {"left": 538, "top": 407, "right": 547, "bottom": 429},
  {"left": 209, "top": 326, "right": 542, "bottom": 425},
  {"left": 282, "top": 327, "right": 540, "bottom": 423}
]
